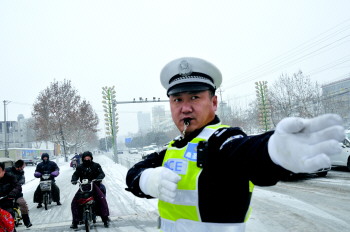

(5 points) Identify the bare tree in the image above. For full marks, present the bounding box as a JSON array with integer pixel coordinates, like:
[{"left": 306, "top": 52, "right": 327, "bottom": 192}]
[
  {"left": 32, "top": 80, "right": 99, "bottom": 159},
  {"left": 269, "top": 71, "right": 323, "bottom": 126}
]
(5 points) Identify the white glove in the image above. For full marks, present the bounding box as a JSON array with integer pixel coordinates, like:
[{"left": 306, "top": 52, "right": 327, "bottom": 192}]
[
  {"left": 139, "top": 167, "right": 181, "bottom": 203},
  {"left": 268, "top": 114, "right": 345, "bottom": 173}
]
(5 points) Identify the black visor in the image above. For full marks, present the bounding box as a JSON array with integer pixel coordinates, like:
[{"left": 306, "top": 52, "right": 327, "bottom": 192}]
[{"left": 167, "top": 82, "right": 214, "bottom": 96}]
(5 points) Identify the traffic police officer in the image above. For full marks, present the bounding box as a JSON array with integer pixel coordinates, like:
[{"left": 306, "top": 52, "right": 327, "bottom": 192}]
[{"left": 125, "top": 57, "right": 344, "bottom": 232}]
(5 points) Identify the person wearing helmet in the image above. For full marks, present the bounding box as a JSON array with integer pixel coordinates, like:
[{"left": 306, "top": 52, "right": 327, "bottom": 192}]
[
  {"left": 33, "top": 153, "right": 61, "bottom": 208},
  {"left": 70, "top": 151, "right": 110, "bottom": 229}
]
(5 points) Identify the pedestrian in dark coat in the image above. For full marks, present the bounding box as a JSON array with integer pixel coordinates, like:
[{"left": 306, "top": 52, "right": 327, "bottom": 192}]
[
  {"left": 70, "top": 151, "right": 110, "bottom": 229},
  {"left": 33, "top": 153, "right": 61, "bottom": 207}
]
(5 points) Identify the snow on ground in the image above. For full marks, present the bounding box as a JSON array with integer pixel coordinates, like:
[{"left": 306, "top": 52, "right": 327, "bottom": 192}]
[
  {"left": 19, "top": 153, "right": 159, "bottom": 231},
  {"left": 16, "top": 152, "right": 350, "bottom": 231}
]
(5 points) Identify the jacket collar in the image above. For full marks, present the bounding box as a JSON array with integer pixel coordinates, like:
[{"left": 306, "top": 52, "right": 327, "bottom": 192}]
[{"left": 172, "top": 115, "right": 220, "bottom": 148}]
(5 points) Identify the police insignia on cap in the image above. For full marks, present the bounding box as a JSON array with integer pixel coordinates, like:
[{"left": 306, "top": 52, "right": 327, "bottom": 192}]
[
  {"left": 160, "top": 57, "right": 222, "bottom": 96},
  {"left": 178, "top": 60, "right": 192, "bottom": 76}
]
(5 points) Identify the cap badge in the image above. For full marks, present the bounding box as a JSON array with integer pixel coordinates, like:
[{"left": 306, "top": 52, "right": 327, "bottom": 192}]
[{"left": 178, "top": 60, "right": 192, "bottom": 76}]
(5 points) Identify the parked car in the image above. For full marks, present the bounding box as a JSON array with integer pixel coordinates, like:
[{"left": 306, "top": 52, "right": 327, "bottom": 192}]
[
  {"left": 23, "top": 159, "right": 35, "bottom": 166},
  {"left": 141, "top": 146, "right": 157, "bottom": 159},
  {"left": 0, "top": 157, "right": 14, "bottom": 168},
  {"left": 129, "top": 148, "right": 138, "bottom": 154},
  {"left": 330, "top": 137, "right": 350, "bottom": 171}
]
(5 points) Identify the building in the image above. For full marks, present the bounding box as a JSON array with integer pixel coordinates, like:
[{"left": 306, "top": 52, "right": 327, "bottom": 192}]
[
  {"left": 137, "top": 111, "right": 151, "bottom": 134},
  {"left": 152, "top": 105, "right": 166, "bottom": 132},
  {"left": 0, "top": 114, "right": 33, "bottom": 150},
  {"left": 322, "top": 77, "right": 350, "bottom": 127}
]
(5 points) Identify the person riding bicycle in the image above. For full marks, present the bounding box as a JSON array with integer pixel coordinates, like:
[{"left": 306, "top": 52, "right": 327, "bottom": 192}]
[
  {"left": 5, "top": 159, "right": 32, "bottom": 228},
  {"left": 70, "top": 151, "right": 110, "bottom": 229},
  {"left": 33, "top": 153, "right": 61, "bottom": 208},
  {"left": 0, "top": 162, "right": 21, "bottom": 232}
]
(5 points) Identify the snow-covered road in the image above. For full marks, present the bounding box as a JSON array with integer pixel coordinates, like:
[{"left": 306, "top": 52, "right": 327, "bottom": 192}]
[
  {"left": 16, "top": 152, "right": 350, "bottom": 231},
  {"left": 19, "top": 153, "right": 158, "bottom": 231}
]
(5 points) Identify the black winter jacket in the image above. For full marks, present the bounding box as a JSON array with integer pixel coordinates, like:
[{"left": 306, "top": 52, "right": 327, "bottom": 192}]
[
  {"left": 0, "top": 173, "right": 22, "bottom": 199},
  {"left": 5, "top": 166, "right": 25, "bottom": 198},
  {"left": 71, "top": 162, "right": 105, "bottom": 183},
  {"left": 35, "top": 160, "right": 60, "bottom": 181}
]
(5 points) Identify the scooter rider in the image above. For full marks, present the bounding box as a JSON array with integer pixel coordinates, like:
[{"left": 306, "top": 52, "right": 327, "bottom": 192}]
[
  {"left": 5, "top": 159, "right": 32, "bottom": 228},
  {"left": 70, "top": 151, "right": 110, "bottom": 229},
  {"left": 33, "top": 153, "right": 61, "bottom": 208},
  {"left": 0, "top": 161, "right": 22, "bottom": 230}
]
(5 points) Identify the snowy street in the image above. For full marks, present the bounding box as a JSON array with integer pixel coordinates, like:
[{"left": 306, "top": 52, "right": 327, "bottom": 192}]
[{"left": 17, "top": 152, "right": 350, "bottom": 232}]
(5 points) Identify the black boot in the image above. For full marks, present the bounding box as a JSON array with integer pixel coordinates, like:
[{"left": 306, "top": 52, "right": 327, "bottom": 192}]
[
  {"left": 22, "top": 214, "right": 32, "bottom": 228},
  {"left": 70, "top": 222, "right": 78, "bottom": 229},
  {"left": 37, "top": 203, "right": 42, "bottom": 208},
  {"left": 102, "top": 216, "right": 109, "bottom": 228}
]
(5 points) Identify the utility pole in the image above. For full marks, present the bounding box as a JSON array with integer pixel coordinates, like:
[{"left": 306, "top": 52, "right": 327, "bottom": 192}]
[
  {"left": 3, "top": 100, "right": 10, "bottom": 158},
  {"left": 217, "top": 88, "right": 225, "bottom": 122}
]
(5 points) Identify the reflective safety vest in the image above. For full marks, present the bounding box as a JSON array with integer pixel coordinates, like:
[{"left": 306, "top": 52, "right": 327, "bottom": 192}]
[{"left": 158, "top": 123, "right": 254, "bottom": 232}]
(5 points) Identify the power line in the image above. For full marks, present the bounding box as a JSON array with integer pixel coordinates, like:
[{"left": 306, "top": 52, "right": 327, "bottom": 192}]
[{"left": 223, "top": 17, "right": 350, "bottom": 91}]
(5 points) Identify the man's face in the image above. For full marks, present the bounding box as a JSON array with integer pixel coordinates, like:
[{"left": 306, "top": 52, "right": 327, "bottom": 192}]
[
  {"left": 169, "top": 90, "right": 217, "bottom": 136},
  {"left": 43, "top": 157, "right": 48, "bottom": 161},
  {"left": 16, "top": 164, "right": 25, "bottom": 171},
  {"left": 84, "top": 156, "right": 92, "bottom": 161},
  {"left": 0, "top": 167, "right": 5, "bottom": 179}
]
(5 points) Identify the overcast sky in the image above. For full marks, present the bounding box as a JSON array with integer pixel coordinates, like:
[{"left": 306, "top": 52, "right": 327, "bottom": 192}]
[{"left": 1, "top": 0, "right": 350, "bottom": 138}]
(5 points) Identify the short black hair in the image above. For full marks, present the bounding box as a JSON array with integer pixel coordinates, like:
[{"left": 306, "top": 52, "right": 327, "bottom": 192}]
[
  {"left": 0, "top": 162, "right": 4, "bottom": 170},
  {"left": 15, "top": 159, "right": 24, "bottom": 168}
]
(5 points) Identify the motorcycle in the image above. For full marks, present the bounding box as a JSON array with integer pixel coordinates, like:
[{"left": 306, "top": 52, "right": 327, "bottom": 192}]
[
  {"left": 39, "top": 174, "right": 52, "bottom": 210},
  {"left": 76, "top": 179, "right": 100, "bottom": 232}
]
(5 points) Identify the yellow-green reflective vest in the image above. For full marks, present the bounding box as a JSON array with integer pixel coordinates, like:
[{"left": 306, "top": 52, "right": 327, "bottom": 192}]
[{"left": 158, "top": 123, "right": 254, "bottom": 232}]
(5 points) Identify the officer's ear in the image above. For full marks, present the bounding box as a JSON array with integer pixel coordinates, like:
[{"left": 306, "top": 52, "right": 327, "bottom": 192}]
[{"left": 212, "top": 95, "right": 218, "bottom": 110}]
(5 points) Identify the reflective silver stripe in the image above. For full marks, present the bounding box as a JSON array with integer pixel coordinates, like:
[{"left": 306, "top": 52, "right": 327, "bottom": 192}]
[
  {"left": 160, "top": 218, "right": 246, "bottom": 232},
  {"left": 196, "top": 128, "right": 217, "bottom": 140},
  {"left": 172, "top": 189, "right": 198, "bottom": 206}
]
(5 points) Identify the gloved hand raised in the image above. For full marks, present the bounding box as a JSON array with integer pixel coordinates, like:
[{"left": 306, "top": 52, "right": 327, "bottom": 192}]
[
  {"left": 268, "top": 114, "right": 345, "bottom": 173},
  {"left": 139, "top": 167, "right": 181, "bottom": 203}
]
